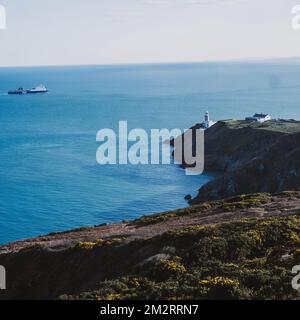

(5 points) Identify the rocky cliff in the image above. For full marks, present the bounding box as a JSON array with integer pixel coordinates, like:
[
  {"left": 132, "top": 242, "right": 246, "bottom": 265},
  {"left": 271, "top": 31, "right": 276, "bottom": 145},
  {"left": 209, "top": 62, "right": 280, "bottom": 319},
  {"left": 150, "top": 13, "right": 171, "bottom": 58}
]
[{"left": 182, "top": 119, "right": 300, "bottom": 203}]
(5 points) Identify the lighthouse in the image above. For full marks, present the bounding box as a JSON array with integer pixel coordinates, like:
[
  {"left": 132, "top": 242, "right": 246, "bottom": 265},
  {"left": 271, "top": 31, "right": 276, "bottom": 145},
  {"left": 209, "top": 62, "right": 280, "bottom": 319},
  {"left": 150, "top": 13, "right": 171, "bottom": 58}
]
[
  {"left": 204, "top": 111, "right": 210, "bottom": 129},
  {"left": 201, "top": 111, "right": 216, "bottom": 129}
]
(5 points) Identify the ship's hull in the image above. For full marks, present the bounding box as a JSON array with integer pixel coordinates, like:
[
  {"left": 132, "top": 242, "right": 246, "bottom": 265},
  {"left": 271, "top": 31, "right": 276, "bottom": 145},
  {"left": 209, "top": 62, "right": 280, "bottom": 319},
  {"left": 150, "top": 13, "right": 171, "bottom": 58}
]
[
  {"left": 8, "top": 91, "right": 26, "bottom": 95},
  {"left": 26, "top": 90, "right": 48, "bottom": 94},
  {"left": 8, "top": 90, "right": 48, "bottom": 94}
]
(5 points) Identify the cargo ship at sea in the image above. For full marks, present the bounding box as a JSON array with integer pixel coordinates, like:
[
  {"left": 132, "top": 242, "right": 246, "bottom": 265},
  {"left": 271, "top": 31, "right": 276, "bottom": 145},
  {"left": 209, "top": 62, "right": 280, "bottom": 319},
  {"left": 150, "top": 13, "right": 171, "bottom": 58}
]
[
  {"left": 8, "top": 85, "right": 48, "bottom": 95},
  {"left": 8, "top": 88, "right": 27, "bottom": 95}
]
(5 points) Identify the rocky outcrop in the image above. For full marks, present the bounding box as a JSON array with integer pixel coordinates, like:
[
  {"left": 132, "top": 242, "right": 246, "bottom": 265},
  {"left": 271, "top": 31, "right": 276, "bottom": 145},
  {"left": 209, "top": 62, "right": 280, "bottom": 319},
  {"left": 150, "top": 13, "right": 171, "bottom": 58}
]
[{"left": 180, "top": 120, "right": 300, "bottom": 203}]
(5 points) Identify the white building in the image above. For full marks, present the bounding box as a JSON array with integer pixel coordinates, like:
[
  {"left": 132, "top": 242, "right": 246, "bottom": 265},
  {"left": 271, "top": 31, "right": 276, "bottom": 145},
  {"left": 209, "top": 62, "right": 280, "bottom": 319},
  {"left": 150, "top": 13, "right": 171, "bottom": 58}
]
[
  {"left": 245, "top": 113, "right": 272, "bottom": 123},
  {"left": 202, "top": 111, "right": 216, "bottom": 129}
]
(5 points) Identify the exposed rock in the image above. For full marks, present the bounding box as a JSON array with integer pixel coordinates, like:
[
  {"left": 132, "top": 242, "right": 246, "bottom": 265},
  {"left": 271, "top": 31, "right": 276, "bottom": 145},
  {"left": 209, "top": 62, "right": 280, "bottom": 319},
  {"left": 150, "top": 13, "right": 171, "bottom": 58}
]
[{"left": 173, "top": 119, "right": 300, "bottom": 202}]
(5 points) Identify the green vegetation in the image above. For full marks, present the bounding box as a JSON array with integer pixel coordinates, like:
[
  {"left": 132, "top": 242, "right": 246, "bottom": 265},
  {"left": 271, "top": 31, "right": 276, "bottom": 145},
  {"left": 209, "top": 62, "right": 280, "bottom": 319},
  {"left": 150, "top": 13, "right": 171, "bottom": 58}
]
[
  {"left": 198, "top": 192, "right": 272, "bottom": 212},
  {"left": 2, "top": 192, "right": 300, "bottom": 300},
  {"left": 277, "top": 191, "right": 300, "bottom": 199},
  {"left": 222, "top": 119, "right": 300, "bottom": 134},
  {"left": 76, "top": 237, "right": 127, "bottom": 249},
  {"left": 132, "top": 193, "right": 273, "bottom": 226},
  {"left": 62, "top": 215, "right": 300, "bottom": 300}
]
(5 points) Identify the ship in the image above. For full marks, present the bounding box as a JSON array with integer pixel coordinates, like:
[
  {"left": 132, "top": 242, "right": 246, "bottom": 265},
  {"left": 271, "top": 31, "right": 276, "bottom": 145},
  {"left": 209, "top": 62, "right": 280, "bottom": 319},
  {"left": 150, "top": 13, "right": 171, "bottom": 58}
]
[
  {"left": 26, "top": 85, "right": 48, "bottom": 94},
  {"left": 8, "top": 88, "right": 27, "bottom": 95},
  {"left": 8, "top": 85, "right": 48, "bottom": 95}
]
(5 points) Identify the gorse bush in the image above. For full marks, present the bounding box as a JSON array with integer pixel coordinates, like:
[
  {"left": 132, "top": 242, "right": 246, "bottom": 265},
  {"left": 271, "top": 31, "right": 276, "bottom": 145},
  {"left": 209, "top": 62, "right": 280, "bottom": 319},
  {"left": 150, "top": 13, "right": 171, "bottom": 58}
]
[{"left": 61, "top": 215, "right": 300, "bottom": 300}]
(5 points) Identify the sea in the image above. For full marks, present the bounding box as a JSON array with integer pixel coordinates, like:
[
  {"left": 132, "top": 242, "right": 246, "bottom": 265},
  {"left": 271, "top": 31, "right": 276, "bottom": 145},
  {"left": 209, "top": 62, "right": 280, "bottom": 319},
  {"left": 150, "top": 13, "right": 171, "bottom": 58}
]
[{"left": 0, "top": 61, "right": 300, "bottom": 244}]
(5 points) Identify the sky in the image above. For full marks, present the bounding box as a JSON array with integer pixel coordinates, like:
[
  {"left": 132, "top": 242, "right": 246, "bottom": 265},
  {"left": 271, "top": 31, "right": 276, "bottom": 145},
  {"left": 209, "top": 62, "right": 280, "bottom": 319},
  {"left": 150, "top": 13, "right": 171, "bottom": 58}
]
[{"left": 0, "top": 0, "right": 300, "bottom": 67}]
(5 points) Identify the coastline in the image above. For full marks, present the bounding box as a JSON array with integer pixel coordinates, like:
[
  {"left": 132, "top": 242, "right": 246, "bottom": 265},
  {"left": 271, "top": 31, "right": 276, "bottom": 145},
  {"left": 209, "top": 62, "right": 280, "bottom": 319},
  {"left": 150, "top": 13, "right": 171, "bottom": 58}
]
[
  {"left": 2, "top": 0, "right": 300, "bottom": 302},
  {"left": 1, "top": 191, "right": 300, "bottom": 299},
  {"left": 1, "top": 118, "right": 300, "bottom": 299},
  {"left": 2, "top": 117, "right": 300, "bottom": 249},
  {"left": 2, "top": 118, "right": 300, "bottom": 247},
  {"left": 1, "top": 191, "right": 298, "bottom": 255}
]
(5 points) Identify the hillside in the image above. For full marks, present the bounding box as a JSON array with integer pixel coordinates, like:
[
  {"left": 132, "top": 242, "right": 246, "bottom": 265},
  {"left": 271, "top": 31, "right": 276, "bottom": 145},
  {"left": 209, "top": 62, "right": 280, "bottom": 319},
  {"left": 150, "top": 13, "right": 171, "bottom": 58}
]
[
  {"left": 179, "top": 119, "right": 300, "bottom": 203},
  {"left": 0, "top": 191, "right": 300, "bottom": 300}
]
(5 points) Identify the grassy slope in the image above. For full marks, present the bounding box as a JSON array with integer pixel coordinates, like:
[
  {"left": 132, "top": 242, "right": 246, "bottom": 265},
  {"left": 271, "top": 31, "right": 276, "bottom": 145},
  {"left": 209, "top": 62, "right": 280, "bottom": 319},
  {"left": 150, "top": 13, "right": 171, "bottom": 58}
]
[
  {"left": 65, "top": 215, "right": 300, "bottom": 300},
  {"left": 0, "top": 192, "right": 300, "bottom": 300},
  {"left": 223, "top": 119, "right": 300, "bottom": 134}
]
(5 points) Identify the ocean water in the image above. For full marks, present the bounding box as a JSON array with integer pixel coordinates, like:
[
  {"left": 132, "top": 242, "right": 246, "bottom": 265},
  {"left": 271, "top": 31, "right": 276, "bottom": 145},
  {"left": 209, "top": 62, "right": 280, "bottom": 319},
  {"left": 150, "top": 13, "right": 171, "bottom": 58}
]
[{"left": 0, "top": 62, "right": 300, "bottom": 244}]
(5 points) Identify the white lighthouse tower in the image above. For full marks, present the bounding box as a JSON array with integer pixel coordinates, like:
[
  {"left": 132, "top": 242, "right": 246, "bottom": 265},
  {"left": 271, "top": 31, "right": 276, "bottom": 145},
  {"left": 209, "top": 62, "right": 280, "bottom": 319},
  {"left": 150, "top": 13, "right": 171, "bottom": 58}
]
[
  {"left": 204, "top": 111, "right": 210, "bottom": 129},
  {"left": 201, "top": 111, "right": 216, "bottom": 129}
]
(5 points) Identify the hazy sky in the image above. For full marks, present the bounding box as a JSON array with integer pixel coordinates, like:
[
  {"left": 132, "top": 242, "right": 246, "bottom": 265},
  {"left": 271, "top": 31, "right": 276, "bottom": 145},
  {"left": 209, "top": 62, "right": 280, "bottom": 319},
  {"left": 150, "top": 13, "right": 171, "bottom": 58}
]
[{"left": 0, "top": 0, "right": 300, "bottom": 67}]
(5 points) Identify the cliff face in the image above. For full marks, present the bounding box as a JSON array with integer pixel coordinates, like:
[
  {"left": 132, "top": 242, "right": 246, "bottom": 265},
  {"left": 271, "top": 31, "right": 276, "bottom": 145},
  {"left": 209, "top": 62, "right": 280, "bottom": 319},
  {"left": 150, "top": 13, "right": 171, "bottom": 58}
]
[{"left": 189, "top": 120, "right": 300, "bottom": 203}]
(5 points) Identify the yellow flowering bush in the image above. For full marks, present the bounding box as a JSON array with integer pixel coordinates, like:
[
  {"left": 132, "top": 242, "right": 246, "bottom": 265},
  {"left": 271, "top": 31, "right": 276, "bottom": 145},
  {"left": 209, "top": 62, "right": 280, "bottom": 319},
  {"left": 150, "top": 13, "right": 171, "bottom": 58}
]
[
  {"left": 199, "top": 277, "right": 239, "bottom": 287},
  {"left": 77, "top": 242, "right": 97, "bottom": 250},
  {"left": 106, "top": 293, "right": 122, "bottom": 300},
  {"left": 245, "top": 230, "right": 263, "bottom": 245},
  {"left": 159, "top": 258, "right": 186, "bottom": 275},
  {"left": 76, "top": 237, "right": 126, "bottom": 249},
  {"left": 294, "top": 248, "right": 300, "bottom": 259},
  {"left": 290, "top": 232, "right": 300, "bottom": 244},
  {"left": 128, "top": 277, "right": 141, "bottom": 288}
]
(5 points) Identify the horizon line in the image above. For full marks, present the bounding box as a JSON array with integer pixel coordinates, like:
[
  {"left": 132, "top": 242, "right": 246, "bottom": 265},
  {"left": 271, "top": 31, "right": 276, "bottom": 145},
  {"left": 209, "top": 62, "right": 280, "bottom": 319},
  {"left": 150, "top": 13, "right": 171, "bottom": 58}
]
[{"left": 1, "top": 55, "right": 300, "bottom": 69}]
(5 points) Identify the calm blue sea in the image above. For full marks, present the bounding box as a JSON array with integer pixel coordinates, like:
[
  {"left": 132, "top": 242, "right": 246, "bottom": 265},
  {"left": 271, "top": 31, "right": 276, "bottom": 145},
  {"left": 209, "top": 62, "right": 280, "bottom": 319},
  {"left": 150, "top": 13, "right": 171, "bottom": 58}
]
[{"left": 0, "top": 62, "right": 300, "bottom": 244}]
